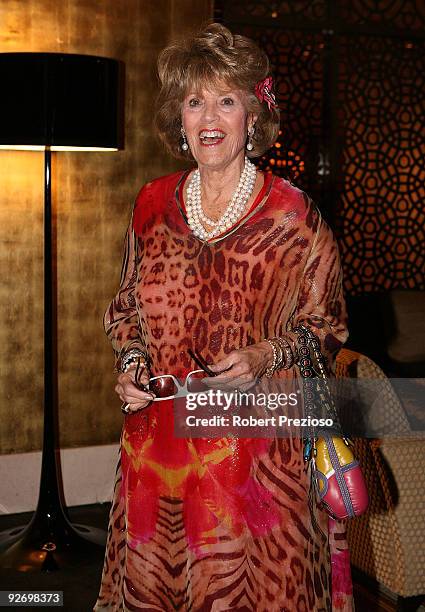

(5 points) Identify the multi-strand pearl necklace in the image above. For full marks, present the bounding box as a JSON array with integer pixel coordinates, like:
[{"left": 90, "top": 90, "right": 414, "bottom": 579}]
[{"left": 186, "top": 157, "right": 257, "bottom": 240}]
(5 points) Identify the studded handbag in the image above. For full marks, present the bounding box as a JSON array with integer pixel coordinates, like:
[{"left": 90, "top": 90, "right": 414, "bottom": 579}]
[{"left": 294, "top": 325, "right": 369, "bottom": 520}]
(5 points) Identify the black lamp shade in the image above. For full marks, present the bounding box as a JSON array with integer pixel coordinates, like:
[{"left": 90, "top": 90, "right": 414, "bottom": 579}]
[{"left": 0, "top": 53, "right": 124, "bottom": 150}]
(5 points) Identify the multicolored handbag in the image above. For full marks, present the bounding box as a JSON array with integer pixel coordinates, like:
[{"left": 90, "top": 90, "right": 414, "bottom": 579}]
[{"left": 294, "top": 325, "right": 369, "bottom": 520}]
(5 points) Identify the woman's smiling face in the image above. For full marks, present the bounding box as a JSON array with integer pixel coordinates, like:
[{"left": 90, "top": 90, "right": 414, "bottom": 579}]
[{"left": 181, "top": 85, "right": 256, "bottom": 172}]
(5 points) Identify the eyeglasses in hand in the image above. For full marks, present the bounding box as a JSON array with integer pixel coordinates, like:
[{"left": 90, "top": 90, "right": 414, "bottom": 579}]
[{"left": 131, "top": 349, "right": 216, "bottom": 402}]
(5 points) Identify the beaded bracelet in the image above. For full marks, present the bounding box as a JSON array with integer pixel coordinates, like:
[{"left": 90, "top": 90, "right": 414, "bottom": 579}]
[
  {"left": 264, "top": 338, "right": 282, "bottom": 378},
  {"left": 276, "top": 336, "right": 294, "bottom": 370},
  {"left": 264, "top": 336, "right": 295, "bottom": 377},
  {"left": 120, "top": 348, "right": 148, "bottom": 373}
]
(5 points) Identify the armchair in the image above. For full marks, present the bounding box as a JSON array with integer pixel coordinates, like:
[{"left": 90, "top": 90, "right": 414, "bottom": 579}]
[{"left": 335, "top": 348, "right": 425, "bottom": 609}]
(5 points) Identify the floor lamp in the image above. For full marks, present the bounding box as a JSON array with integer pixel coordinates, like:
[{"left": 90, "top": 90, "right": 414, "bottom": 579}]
[{"left": 0, "top": 53, "right": 123, "bottom": 571}]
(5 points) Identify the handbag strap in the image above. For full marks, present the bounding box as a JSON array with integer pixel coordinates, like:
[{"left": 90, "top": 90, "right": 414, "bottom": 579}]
[{"left": 293, "top": 324, "right": 341, "bottom": 446}]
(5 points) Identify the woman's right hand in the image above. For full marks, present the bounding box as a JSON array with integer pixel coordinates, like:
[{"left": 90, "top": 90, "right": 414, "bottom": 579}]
[{"left": 115, "top": 362, "right": 155, "bottom": 413}]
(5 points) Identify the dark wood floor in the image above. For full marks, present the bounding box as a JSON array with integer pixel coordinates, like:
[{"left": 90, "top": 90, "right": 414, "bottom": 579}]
[
  {"left": 0, "top": 504, "right": 109, "bottom": 612},
  {"left": 352, "top": 569, "right": 425, "bottom": 612},
  {"left": 0, "top": 504, "right": 423, "bottom": 611}
]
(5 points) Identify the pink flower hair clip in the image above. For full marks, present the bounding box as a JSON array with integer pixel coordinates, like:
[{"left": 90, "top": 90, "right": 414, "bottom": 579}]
[{"left": 255, "top": 76, "right": 278, "bottom": 111}]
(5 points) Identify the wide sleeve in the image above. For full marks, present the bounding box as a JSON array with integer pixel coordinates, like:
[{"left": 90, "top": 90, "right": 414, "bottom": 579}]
[
  {"left": 103, "top": 202, "right": 148, "bottom": 372},
  {"left": 284, "top": 209, "right": 348, "bottom": 372}
]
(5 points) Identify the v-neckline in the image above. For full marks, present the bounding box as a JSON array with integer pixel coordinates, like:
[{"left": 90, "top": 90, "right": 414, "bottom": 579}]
[{"left": 174, "top": 170, "right": 274, "bottom": 245}]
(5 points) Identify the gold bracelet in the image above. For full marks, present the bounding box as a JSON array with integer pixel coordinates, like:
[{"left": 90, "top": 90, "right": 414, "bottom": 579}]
[
  {"left": 264, "top": 337, "right": 283, "bottom": 377},
  {"left": 276, "top": 336, "right": 294, "bottom": 370}
]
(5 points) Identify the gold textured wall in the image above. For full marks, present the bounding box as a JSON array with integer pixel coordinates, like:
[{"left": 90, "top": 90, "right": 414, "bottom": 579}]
[{"left": 0, "top": 0, "right": 212, "bottom": 454}]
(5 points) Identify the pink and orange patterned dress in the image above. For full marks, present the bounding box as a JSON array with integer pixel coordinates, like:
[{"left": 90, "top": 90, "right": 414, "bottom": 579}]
[{"left": 94, "top": 171, "right": 353, "bottom": 611}]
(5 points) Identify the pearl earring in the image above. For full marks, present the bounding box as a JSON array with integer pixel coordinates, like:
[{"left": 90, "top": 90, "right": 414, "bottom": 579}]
[
  {"left": 246, "top": 125, "right": 255, "bottom": 151},
  {"left": 181, "top": 126, "right": 189, "bottom": 151}
]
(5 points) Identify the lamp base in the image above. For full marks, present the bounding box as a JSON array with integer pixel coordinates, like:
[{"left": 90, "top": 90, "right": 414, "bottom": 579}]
[{"left": 0, "top": 513, "right": 106, "bottom": 572}]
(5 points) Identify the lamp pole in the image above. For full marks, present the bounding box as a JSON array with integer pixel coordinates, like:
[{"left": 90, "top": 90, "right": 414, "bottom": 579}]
[
  {"left": 0, "top": 148, "right": 106, "bottom": 571},
  {"left": 0, "top": 52, "right": 123, "bottom": 571}
]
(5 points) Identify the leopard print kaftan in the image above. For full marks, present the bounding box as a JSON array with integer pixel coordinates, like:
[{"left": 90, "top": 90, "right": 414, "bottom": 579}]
[{"left": 94, "top": 171, "right": 353, "bottom": 611}]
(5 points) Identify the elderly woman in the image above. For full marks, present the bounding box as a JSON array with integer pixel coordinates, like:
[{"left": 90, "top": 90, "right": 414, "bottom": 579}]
[{"left": 95, "top": 23, "right": 351, "bottom": 612}]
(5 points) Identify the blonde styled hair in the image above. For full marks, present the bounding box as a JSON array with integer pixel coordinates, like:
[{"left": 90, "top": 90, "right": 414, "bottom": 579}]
[{"left": 154, "top": 23, "right": 280, "bottom": 160}]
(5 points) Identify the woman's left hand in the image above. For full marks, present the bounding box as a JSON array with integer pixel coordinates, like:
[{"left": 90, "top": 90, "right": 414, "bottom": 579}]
[{"left": 203, "top": 341, "right": 274, "bottom": 391}]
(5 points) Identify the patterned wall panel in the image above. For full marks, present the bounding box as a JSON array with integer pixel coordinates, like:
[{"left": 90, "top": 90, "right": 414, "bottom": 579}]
[
  {"left": 234, "top": 25, "right": 325, "bottom": 206},
  {"left": 337, "top": 0, "right": 425, "bottom": 30},
  {"left": 221, "top": 0, "right": 425, "bottom": 294},
  {"left": 336, "top": 35, "right": 425, "bottom": 293},
  {"left": 224, "top": 0, "right": 326, "bottom": 22}
]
